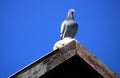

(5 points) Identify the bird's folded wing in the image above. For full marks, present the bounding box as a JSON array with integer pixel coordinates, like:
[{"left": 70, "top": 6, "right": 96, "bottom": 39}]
[{"left": 60, "top": 20, "right": 66, "bottom": 38}]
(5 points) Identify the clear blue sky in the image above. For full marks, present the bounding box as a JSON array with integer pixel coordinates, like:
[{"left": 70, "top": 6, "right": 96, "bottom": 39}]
[{"left": 0, "top": 0, "right": 120, "bottom": 78}]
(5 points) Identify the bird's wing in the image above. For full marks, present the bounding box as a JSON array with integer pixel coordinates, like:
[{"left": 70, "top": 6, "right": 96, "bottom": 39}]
[{"left": 60, "top": 20, "right": 66, "bottom": 39}]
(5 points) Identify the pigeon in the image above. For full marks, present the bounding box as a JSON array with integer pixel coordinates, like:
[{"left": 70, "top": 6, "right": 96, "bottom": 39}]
[{"left": 60, "top": 9, "right": 78, "bottom": 40}]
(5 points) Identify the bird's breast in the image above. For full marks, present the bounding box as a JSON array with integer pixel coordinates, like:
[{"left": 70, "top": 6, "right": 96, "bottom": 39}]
[{"left": 66, "top": 20, "right": 78, "bottom": 28}]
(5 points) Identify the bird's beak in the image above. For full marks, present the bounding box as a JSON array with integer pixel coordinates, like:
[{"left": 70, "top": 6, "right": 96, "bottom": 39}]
[
  {"left": 71, "top": 9, "right": 75, "bottom": 12},
  {"left": 72, "top": 9, "right": 75, "bottom": 12}
]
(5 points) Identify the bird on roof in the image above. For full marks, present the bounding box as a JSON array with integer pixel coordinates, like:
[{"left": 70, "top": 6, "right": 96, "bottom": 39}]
[{"left": 60, "top": 9, "right": 78, "bottom": 40}]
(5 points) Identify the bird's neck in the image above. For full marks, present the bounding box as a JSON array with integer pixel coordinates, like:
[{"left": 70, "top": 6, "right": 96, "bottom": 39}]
[{"left": 66, "top": 13, "right": 74, "bottom": 20}]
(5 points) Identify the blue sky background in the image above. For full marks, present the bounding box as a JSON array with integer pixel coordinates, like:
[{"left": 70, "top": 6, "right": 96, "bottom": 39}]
[{"left": 0, "top": 0, "right": 120, "bottom": 78}]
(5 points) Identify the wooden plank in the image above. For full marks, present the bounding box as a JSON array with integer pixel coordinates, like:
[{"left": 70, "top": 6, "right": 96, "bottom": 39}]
[
  {"left": 10, "top": 40, "right": 76, "bottom": 78},
  {"left": 10, "top": 40, "right": 119, "bottom": 78},
  {"left": 75, "top": 41, "right": 120, "bottom": 78}
]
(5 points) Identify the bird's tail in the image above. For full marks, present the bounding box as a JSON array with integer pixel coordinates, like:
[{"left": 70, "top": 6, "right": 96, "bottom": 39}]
[{"left": 60, "top": 35, "right": 63, "bottom": 40}]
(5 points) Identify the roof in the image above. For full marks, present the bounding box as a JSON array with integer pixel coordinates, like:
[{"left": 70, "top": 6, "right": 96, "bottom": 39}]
[{"left": 9, "top": 40, "right": 119, "bottom": 78}]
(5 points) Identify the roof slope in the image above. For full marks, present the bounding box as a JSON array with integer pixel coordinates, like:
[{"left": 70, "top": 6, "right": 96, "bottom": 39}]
[{"left": 9, "top": 40, "right": 119, "bottom": 78}]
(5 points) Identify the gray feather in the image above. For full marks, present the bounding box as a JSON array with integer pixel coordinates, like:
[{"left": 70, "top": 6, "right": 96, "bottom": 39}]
[{"left": 60, "top": 9, "right": 78, "bottom": 40}]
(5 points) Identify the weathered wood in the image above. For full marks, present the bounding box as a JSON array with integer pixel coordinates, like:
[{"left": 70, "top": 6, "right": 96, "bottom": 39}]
[
  {"left": 75, "top": 40, "right": 120, "bottom": 78},
  {"left": 9, "top": 40, "right": 120, "bottom": 78},
  {"left": 9, "top": 40, "right": 76, "bottom": 78}
]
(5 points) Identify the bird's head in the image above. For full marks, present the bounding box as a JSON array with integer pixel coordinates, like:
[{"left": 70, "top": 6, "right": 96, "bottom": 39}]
[
  {"left": 68, "top": 9, "right": 75, "bottom": 14},
  {"left": 67, "top": 9, "right": 75, "bottom": 20}
]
